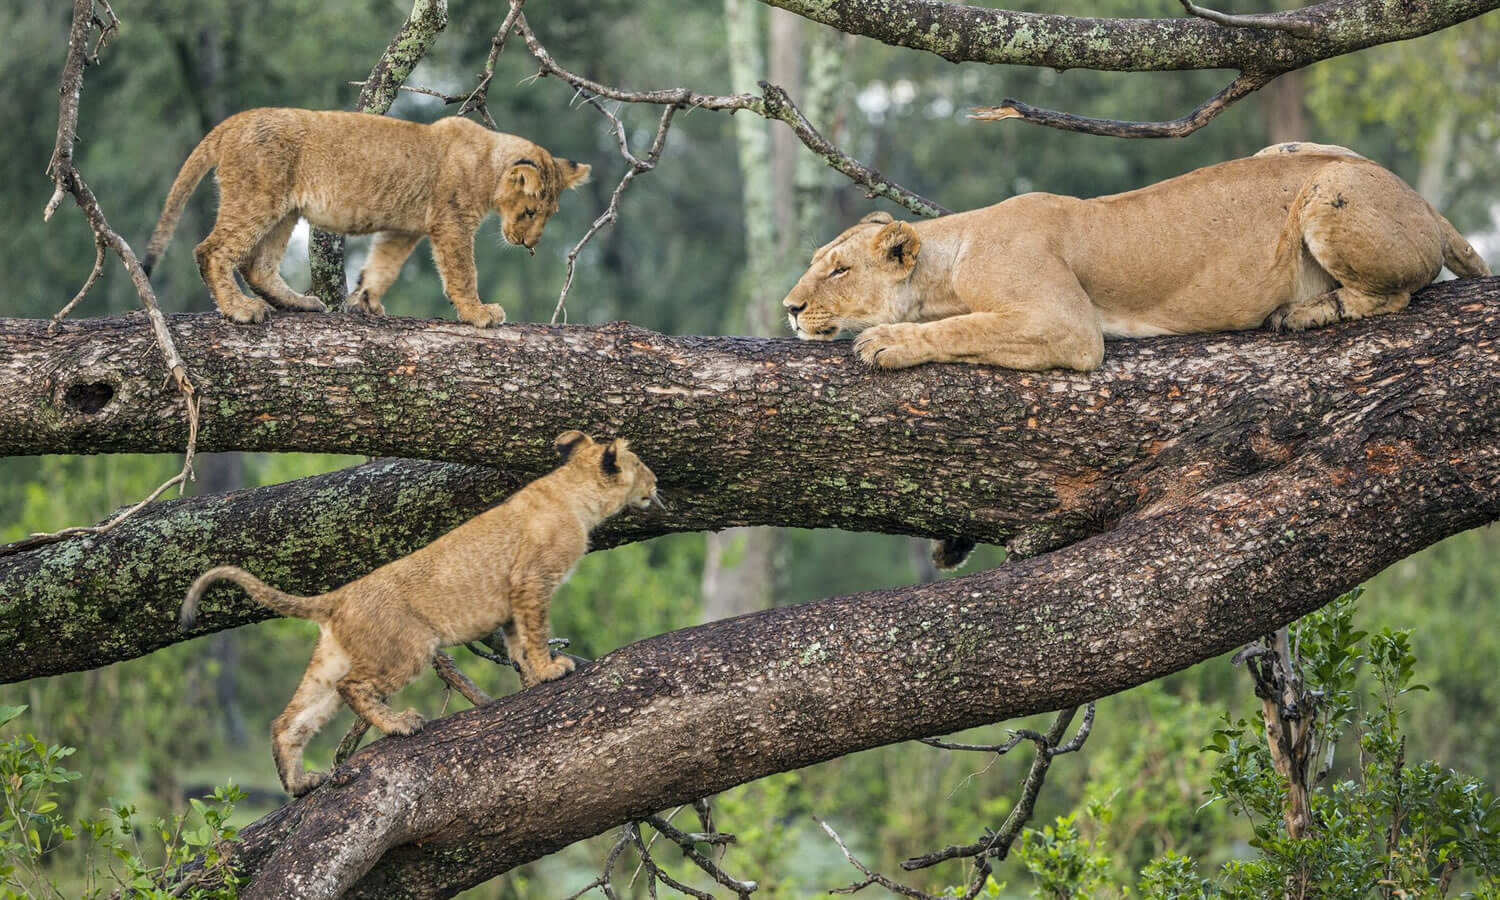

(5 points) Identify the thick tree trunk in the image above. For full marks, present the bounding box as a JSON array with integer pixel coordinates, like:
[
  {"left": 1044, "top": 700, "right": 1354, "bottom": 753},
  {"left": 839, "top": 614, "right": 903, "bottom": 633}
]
[{"left": 2, "top": 277, "right": 1498, "bottom": 683}]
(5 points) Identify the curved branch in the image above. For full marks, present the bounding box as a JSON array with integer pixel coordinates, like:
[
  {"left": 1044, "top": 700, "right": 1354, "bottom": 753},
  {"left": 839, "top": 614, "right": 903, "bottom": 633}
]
[
  {"left": 759, "top": 0, "right": 1500, "bottom": 73},
  {"left": 3, "top": 278, "right": 1499, "bottom": 683}
]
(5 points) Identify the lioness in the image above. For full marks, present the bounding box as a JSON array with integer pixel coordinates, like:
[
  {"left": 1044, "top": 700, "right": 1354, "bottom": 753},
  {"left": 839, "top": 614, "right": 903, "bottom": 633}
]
[
  {"left": 179, "top": 431, "right": 659, "bottom": 796},
  {"left": 143, "top": 108, "right": 591, "bottom": 327},
  {"left": 783, "top": 144, "right": 1489, "bottom": 370}
]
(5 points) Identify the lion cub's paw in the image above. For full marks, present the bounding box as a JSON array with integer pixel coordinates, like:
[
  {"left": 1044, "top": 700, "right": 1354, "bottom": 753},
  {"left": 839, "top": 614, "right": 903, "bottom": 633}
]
[
  {"left": 224, "top": 296, "right": 275, "bottom": 325},
  {"left": 854, "top": 323, "right": 926, "bottom": 369},
  {"left": 287, "top": 771, "right": 329, "bottom": 798},
  {"left": 386, "top": 709, "right": 426, "bottom": 736},
  {"left": 342, "top": 288, "right": 386, "bottom": 317},
  {"left": 458, "top": 303, "right": 507, "bottom": 328},
  {"left": 278, "top": 292, "right": 329, "bottom": 313},
  {"left": 529, "top": 654, "right": 576, "bottom": 687}
]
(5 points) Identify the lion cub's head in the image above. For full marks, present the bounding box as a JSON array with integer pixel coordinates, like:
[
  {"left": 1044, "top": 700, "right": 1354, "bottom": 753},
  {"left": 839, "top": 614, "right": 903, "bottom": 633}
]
[
  {"left": 496, "top": 155, "right": 592, "bottom": 253},
  {"left": 781, "top": 211, "right": 922, "bottom": 340},
  {"left": 553, "top": 430, "right": 661, "bottom": 513}
]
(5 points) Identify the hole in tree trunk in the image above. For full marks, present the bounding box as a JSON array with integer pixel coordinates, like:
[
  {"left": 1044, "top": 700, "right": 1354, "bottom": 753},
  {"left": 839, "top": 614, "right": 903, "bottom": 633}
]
[{"left": 64, "top": 381, "right": 114, "bottom": 414}]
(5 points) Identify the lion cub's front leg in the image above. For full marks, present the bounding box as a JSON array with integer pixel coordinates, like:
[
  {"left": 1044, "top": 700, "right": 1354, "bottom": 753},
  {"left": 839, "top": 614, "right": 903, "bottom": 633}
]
[
  {"left": 430, "top": 223, "right": 507, "bottom": 328},
  {"left": 500, "top": 584, "right": 576, "bottom": 688}
]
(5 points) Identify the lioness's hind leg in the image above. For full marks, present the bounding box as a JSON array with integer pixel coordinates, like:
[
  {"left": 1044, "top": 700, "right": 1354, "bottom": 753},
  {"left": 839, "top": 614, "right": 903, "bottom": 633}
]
[
  {"left": 344, "top": 231, "right": 422, "bottom": 317},
  {"left": 241, "top": 212, "right": 326, "bottom": 313},
  {"left": 1270, "top": 287, "right": 1411, "bottom": 332},
  {"left": 1292, "top": 162, "right": 1444, "bottom": 327}
]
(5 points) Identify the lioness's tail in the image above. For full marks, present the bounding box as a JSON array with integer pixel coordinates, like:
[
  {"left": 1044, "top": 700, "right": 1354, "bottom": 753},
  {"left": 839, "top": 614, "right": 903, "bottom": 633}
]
[
  {"left": 179, "top": 565, "right": 332, "bottom": 632},
  {"left": 1436, "top": 212, "right": 1491, "bottom": 278},
  {"left": 142, "top": 128, "right": 222, "bottom": 277}
]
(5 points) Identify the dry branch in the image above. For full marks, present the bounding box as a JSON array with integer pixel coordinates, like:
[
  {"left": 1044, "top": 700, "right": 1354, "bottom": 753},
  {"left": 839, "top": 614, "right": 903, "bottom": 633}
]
[{"left": 31, "top": 0, "right": 200, "bottom": 554}]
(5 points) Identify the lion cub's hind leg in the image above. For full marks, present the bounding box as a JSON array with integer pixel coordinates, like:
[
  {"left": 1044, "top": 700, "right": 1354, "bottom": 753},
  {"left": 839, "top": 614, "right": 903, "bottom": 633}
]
[
  {"left": 239, "top": 212, "right": 327, "bottom": 313},
  {"left": 334, "top": 627, "right": 435, "bottom": 739},
  {"left": 271, "top": 633, "right": 351, "bottom": 797},
  {"left": 1270, "top": 162, "right": 1443, "bottom": 333}
]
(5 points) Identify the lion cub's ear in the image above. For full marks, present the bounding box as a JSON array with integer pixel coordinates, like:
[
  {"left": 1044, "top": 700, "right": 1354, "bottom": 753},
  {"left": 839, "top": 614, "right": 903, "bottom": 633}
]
[
  {"left": 555, "top": 430, "right": 593, "bottom": 462},
  {"left": 871, "top": 221, "right": 921, "bottom": 272},
  {"left": 600, "top": 437, "right": 628, "bottom": 476},
  {"left": 558, "top": 159, "right": 592, "bottom": 190},
  {"left": 859, "top": 211, "right": 894, "bottom": 225},
  {"left": 507, "top": 160, "right": 544, "bottom": 197}
]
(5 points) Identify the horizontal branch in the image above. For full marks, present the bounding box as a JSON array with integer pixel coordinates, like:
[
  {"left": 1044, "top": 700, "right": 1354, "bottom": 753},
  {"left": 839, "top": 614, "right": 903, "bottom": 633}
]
[
  {"left": 3, "top": 277, "right": 1499, "bottom": 682},
  {"left": 216, "top": 330, "right": 1500, "bottom": 892},
  {"left": 760, "top": 0, "right": 1500, "bottom": 73}
]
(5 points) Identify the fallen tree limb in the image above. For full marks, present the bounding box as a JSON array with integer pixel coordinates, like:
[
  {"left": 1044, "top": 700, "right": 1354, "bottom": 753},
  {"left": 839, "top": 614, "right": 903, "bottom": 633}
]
[{"left": 2, "top": 277, "right": 1498, "bottom": 683}]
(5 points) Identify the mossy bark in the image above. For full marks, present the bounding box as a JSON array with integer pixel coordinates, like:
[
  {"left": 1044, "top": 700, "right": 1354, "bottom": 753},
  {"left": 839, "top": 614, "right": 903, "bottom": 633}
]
[
  {"left": 3, "top": 277, "right": 1499, "bottom": 684},
  {"left": 759, "top": 0, "right": 1500, "bottom": 73}
]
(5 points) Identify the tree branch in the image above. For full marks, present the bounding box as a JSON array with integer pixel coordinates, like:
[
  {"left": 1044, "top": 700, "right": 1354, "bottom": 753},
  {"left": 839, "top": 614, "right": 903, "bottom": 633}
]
[
  {"left": 757, "top": 0, "right": 1500, "bottom": 73},
  {"left": 204, "top": 364, "right": 1499, "bottom": 893},
  {"left": 3, "top": 277, "right": 1499, "bottom": 683},
  {"left": 969, "top": 72, "right": 1275, "bottom": 139}
]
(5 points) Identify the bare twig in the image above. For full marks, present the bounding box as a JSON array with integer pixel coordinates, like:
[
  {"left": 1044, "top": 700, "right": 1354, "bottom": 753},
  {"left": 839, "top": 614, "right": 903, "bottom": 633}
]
[
  {"left": 970, "top": 71, "right": 1275, "bottom": 139},
  {"left": 507, "top": 4, "right": 946, "bottom": 219},
  {"left": 645, "top": 813, "right": 757, "bottom": 897},
  {"left": 13, "top": 0, "right": 201, "bottom": 558},
  {"left": 1178, "top": 0, "right": 1321, "bottom": 38},
  {"left": 551, "top": 101, "right": 677, "bottom": 323}
]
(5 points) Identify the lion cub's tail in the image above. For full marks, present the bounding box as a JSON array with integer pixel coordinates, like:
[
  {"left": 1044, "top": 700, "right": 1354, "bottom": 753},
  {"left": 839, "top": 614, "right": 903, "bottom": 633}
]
[
  {"left": 142, "top": 128, "right": 222, "bottom": 277},
  {"left": 179, "top": 565, "right": 332, "bottom": 632},
  {"left": 1436, "top": 212, "right": 1491, "bottom": 278}
]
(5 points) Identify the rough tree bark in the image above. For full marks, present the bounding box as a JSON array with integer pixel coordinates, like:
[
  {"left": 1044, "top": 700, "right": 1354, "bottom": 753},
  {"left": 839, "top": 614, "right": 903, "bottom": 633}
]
[
  {"left": 122, "top": 274, "right": 1499, "bottom": 895},
  {"left": 2, "top": 276, "right": 1497, "bottom": 680},
  {"left": 758, "top": 0, "right": 1500, "bottom": 72}
]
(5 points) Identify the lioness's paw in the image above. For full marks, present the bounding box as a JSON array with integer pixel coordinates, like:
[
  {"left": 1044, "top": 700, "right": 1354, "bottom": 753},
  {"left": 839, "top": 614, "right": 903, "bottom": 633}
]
[
  {"left": 459, "top": 303, "right": 507, "bottom": 328},
  {"left": 387, "top": 709, "right": 426, "bottom": 736},
  {"left": 854, "top": 324, "right": 926, "bottom": 369}
]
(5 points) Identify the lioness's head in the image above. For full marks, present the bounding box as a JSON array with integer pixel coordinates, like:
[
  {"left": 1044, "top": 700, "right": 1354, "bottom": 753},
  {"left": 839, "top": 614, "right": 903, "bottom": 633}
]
[
  {"left": 782, "top": 211, "right": 922, "bottom": 339},
  {"left": 497, "top": 155, "right": 592, "bottom": 252},
  {"left": 554, "top": 430, "right": 662, "bottom": 513}
]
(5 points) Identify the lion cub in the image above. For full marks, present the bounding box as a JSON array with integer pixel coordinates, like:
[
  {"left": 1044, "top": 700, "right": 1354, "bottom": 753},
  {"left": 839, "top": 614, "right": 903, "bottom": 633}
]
[
  {"left": 179, "top": 432, "right": 658, "bottom": 797},
  {"left": 142, "top": 108, "right": 591, "bottom": 327}
]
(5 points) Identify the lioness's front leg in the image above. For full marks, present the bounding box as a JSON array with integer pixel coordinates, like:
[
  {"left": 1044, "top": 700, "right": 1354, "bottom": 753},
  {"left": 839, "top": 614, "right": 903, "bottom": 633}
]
[
  {"left": 430, "top": 222, "right": 507, "bottom": 328},
  {"left": 855, "top": 309, "right": 1105, "bottom": 372}
]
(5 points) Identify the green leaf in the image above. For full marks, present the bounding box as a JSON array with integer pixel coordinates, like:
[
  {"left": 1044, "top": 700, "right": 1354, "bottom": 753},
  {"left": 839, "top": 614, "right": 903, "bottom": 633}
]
[{"left": 0, "top": 705, "right": 26, "bottom": 728}]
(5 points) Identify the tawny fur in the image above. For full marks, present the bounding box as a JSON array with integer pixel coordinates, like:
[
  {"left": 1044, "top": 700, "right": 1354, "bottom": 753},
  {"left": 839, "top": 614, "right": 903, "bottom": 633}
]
[
  {"left": 179, "top": 432, "right": 658, "bottom": 797},
  {"left": 782, "top": 143, "right": 1490, "bottom": 371},
  {"left": 143, "top": 108, "right": 591, "bottom": 327}
]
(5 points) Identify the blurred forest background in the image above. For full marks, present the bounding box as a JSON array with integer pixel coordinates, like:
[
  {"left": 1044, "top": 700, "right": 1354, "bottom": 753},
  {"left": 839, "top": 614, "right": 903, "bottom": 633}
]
[{"left": 2, "top": 0, "right": 1499, "bottom": 895}]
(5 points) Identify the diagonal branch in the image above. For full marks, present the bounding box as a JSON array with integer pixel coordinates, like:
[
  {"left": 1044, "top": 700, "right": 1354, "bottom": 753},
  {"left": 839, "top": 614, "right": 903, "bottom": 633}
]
[
  {"left": 1179, "top": 0, "right": 1322, "bottom": 38},
  {"left": 970, "top": 72, "right": 1275, "bottom": 139}
]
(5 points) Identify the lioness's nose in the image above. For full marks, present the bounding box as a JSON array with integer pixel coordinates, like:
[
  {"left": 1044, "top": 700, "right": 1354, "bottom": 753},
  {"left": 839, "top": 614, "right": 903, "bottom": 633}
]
[{"left": 784, "top": 300, "right": 806, "bottom": 314}]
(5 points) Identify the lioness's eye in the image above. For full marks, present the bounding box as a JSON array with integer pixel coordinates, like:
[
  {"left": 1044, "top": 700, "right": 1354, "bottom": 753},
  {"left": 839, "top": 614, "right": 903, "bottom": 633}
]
[{"left": 829, "top": 266, "right": 850, "bottom": 278}]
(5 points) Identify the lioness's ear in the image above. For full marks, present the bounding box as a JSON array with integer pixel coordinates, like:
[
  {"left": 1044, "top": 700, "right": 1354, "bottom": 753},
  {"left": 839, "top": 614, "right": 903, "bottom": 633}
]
[
  {"left": 559, "top": 159, "right": 592, "bottom": 190},
  {"left": 555, "top": 430, "right": 592, "bottom": 461},
  {"left": 507, "top": 160, "right": 544, "bottom": 197},
  {"left": 859, "top": 211, "right": 894, "bottom": 225},
  {"left": 872, "top": 221, "right": 921, "bottom": 272},
  {"left": 601, "top": 438, "right": 627, "bottom": 476}
]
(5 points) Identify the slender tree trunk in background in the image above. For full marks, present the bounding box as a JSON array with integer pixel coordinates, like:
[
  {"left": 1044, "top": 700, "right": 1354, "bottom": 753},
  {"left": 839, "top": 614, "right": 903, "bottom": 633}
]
[
  {"left": 308, "top": 0, "right": 449, "bottom": 305},
  {"left": 1266, "top": 70, "right": 1305, "bottom": 143},
  {"left": 1416, "top": 109, "right": 1457, "bottom": 209},
  {"left": 197, "top": 452, "right": 249, "bottom": 746}
]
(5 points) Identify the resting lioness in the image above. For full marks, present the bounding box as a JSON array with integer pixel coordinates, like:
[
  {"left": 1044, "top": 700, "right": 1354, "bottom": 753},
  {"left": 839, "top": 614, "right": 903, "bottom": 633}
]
[
  {"left": 782, "top": 143, "right": 1489, "bottom": 370},
  {"left": 143, "top": 108, "right": 590, "bottom": 327},
  {"left": 179, "top": 431, "right": 659, "bottom": 796}
]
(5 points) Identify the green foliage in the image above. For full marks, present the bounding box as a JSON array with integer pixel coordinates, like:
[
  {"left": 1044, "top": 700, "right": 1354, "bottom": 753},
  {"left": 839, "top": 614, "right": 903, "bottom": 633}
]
[
  {"left": 1008, "top": 592, "right": 1500, "bottom": 899},
  {"left": 1, "top": 708, "right": 245, "bottom": 898}
]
